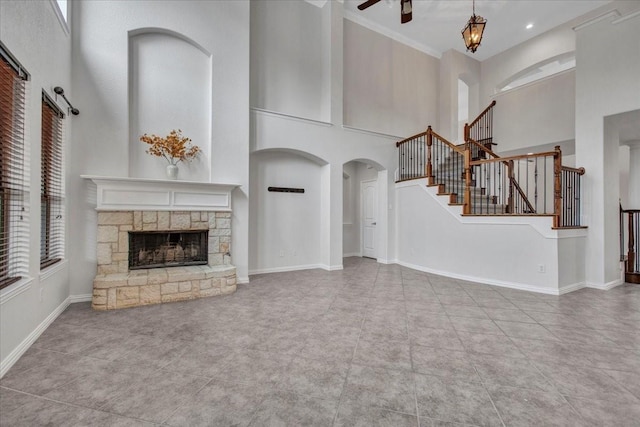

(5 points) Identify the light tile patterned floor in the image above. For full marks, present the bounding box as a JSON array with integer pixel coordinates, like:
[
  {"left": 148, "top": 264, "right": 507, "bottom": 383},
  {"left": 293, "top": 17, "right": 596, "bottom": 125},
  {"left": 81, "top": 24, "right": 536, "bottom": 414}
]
[{"left": 1, "top": 257, "right": 639, "bottom": 426}]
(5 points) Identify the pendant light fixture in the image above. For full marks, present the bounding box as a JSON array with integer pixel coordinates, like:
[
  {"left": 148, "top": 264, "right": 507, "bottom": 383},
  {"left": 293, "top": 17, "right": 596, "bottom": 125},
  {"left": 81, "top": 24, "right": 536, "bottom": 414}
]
[{"left": 461, "top": 0, "right": 486, "bottom": 53}]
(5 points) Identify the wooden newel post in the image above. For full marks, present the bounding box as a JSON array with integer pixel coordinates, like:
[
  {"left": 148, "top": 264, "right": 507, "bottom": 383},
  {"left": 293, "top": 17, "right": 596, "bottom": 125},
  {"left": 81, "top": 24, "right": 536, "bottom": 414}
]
[
  {"left": 553, "top": 145, "right": 562, "bottom": 228},
  {"left": 464, "top": 123, "right": 470, "bottom": 143},
  {"left": 426, "top": 126, "right": 434, "bottom": 185},
  {"left": 464, "top": 147, "right": 471, "bottom": 215},
  {"left": 629, "top": 212, "right": 636, "bottom": 273}
]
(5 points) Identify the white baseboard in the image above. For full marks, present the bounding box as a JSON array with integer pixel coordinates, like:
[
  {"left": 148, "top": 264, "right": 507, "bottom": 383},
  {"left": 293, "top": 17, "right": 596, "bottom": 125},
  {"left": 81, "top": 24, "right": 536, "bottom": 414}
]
[
  {"left": 377, "top": 258, "right": 394, "bottom": 265},
  {"left": 0, "top": 297, "right": 70, "bottom": 378},
  {"left": 249, "top": 264, "right": 324, "bottom": 275},
  {"left": 343, "top": 252, "right": 361, "bottom": 258},
  {"left": 395, "top": 260, "right": 565, "bottom": 295},
  {"left": 585, "top": 278, "right": 624, "bottom": 290},
  {"left": 557, "top": 281, "right": 586, "bottom": 295},
  {"left": 237, "top": 276, "right": 250, "bottom": 284},
  {"left": 69, "top": 293, "right": 93, "bottom": 303},
  {"left": 249, "top": 263, "right": 344, "bottom": 276}
]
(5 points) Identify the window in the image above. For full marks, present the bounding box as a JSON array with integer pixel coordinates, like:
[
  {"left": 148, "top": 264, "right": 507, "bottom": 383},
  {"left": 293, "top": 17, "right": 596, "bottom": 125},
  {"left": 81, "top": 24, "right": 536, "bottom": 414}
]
[
  {"left": 41, "top": 93, "right": 65, "bottom": 269},
  {"left": 55, "top": 0, "right": 68, "bottom": 22},
  {"left": 0, "top": 45, "right": 28, "bottom": 290}
]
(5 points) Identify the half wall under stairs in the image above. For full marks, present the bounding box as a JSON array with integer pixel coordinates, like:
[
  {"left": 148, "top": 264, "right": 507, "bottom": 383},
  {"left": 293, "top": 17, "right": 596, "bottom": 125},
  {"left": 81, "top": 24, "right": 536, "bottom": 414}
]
[{"left": 395, "top": 180, "right": 588, "bottom": 295}]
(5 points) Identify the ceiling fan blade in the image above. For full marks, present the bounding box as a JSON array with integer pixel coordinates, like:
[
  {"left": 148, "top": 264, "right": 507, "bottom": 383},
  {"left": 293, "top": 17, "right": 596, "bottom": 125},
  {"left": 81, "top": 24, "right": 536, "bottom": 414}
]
[
  {"left": 400, "top": 0, "right": 412, "bottom": 23},
  {"left": 357, "top": 0, "right": 382, "bottom": 11}
]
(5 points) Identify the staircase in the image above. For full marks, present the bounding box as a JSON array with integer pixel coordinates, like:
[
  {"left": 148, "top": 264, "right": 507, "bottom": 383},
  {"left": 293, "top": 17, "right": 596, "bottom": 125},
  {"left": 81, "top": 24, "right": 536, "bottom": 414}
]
[
  {"left": 396, "top": 101, "right": 586, "bottom": 228},
  {"left": 432, "top": 152, "right": 504, "bottom": 211}
]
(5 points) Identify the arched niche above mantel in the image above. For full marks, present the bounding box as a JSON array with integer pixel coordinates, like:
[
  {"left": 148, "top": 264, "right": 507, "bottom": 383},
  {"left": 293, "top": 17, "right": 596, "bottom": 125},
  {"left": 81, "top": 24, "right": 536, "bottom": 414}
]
[{"left": 128, "top": 28, "right": 212, "bottom": 182}]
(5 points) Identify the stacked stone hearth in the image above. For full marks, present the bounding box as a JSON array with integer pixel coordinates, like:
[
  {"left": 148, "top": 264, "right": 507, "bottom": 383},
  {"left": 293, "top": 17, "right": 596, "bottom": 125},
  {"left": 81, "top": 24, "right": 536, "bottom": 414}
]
[{"left": 92, "top": 210, "right": 236, "bottom": 310}]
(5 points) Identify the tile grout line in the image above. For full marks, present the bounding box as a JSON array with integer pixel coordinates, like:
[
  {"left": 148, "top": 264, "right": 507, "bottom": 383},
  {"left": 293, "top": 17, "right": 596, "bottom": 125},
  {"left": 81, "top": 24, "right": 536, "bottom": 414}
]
[
  {"left": 159, "top": 377, "right": 216, "bottom": 425},
  {"left": 0, "top": 384, "right": 164, "bottom": 425},
  {"left": 330, "top": 262, "right": 377, "bottom": 426},
  {"left": 402, "top": 270, "right": 421, "bottom": 426},
  {"left": 446, "top": 284, "right": 507, "bottom": 427}
]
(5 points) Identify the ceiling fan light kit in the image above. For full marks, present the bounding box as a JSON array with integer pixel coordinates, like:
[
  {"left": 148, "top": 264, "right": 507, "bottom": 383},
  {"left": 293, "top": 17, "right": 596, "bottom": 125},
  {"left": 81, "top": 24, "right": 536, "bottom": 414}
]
[{"left": 462, "top": 0, "right": 486, "bottom": 53}]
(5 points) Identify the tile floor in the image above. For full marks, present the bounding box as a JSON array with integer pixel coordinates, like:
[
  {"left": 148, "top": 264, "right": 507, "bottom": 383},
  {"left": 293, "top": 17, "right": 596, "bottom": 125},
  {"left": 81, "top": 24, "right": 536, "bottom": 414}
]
[{"left": 1, "top": 257, "right": 640, "bottom": 426}]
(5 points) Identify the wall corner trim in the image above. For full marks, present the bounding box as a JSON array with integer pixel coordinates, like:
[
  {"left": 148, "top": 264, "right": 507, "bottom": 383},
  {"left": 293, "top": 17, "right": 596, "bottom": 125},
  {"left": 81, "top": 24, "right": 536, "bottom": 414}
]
[
  {"left": 0, "top": 297, "right": 71, "bottom": 378},
  {"left": 557, "top": 281, "right": 586, "bottom": 295}
]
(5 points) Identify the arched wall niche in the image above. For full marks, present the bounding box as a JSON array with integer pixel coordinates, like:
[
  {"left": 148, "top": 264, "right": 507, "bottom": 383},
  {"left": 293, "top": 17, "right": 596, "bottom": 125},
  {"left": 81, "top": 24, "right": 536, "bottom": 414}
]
[
  {"left": 128, "top": 28, "right": 212, "bottom": 181},
  {"left": 248, "top": 149, "right": 326, "bottom": 272},
  {"left": 496, "top": 51, "right": 575, "bottom": 93}
]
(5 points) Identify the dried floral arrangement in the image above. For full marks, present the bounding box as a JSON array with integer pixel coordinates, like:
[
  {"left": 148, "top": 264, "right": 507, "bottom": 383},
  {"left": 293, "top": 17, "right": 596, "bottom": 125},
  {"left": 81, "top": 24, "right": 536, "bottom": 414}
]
[{"left": 140, "top": 129, "right": 200, "bottom": 165}]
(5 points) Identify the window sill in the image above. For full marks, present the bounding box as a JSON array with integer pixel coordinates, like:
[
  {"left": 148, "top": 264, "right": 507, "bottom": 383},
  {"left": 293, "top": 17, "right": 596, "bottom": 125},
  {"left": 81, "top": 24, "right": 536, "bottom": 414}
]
[
  {"left": 0, "top": 276, "right": 34, "bottom": 305},
  {"left": 39, "top": 259, "right": 68, "bottom": 282}
]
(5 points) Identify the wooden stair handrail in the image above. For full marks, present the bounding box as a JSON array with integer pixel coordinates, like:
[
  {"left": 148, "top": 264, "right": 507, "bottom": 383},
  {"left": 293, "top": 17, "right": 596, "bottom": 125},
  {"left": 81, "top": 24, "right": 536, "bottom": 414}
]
[
  {"left": 468, "top": 100, "right": 496, "bottom": 129},
  {"left": 467, "top": 137, "right": 500, "bottom": 159},
  {"left": 396, "top": 130, "right": 428, "bottom": 147},
  {"left": 468, "top": 138, "right": 536, "bottom": 214},
  {"left": 469, "top": 150, "right": 559, "bottom": 166},
  {"left": 429, "top": 127, "right": 464, "bottom": 154},
  {"left": 561, "top": 165, "right": 586, "bottom": 175},
  {"left": 394, "top": 122, "right": 586, "bottom": 227}
]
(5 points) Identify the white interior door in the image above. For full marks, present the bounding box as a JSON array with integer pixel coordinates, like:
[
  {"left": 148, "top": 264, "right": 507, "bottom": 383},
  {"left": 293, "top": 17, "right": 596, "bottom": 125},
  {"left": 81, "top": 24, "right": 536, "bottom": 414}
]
[{"left": 361, "top": 179, "right": 377, "bottom": 259}]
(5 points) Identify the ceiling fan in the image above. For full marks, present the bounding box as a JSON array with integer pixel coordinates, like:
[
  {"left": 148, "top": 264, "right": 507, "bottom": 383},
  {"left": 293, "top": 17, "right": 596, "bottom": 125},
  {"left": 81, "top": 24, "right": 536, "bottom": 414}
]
[{"left": 357, "top": 0, "right": 412, "bottom": 24}]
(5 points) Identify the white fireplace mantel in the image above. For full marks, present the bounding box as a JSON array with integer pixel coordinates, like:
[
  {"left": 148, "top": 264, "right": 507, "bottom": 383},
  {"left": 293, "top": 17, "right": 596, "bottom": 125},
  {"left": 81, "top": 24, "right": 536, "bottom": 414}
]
[{"left": 81, "top": 175, "right": 241, "bottom": 211}]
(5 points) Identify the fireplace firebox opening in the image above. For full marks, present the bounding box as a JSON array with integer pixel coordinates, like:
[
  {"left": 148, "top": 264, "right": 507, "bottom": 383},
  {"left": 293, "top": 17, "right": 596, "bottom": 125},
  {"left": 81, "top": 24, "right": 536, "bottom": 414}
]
[{"left": 128, "top": 230, "right": 208, "bottom": 270}]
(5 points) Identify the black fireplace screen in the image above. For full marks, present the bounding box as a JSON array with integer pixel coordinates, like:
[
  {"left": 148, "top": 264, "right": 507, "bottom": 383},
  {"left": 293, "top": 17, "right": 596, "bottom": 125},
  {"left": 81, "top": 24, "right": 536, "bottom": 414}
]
[{"left": 128, "top": 230, "right": 208, "bottom": 270}]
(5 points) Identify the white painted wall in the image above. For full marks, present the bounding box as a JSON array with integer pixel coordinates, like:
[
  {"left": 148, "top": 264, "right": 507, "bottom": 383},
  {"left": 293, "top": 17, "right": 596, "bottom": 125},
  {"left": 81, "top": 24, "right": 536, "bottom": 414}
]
[
  {"left": 249, "top": 151, "right": 323, "bottom": 273},
  {"left": 250, "top": 0, "right": 330, "bottom": 121},
  {"left": 129, "top": 31, "right": 211, "bottom": 181},
  {"left": 480, "top": 19, "right": 576, "bottom": 104},
  {"left": 575, "top": 5, "right": 640, "bottom": 287},
  {"left": 251, "top": 111, "right": 398, "bottom": 270},
  {"left": 438, "top": 49, "right": 481, "bottom": 142},
  {"left": 619, "top": 145, "right": 630, "bottom": 209},
  {"left": 396, "top": 181, "right": 587, "bottom": 294},
  {"left": 0, "top": 0, "right": 72, "bottom": 374},
  {"left": 68, "top": 0, "right": 250, "bottom": 294},
  {"left": 342, "top": 162, "right": 358, "bottom": 256},
  {"left": 343, "top": 19, "right": 439, "bottom": 137},
  {"left": 493, "top": 71, "right": 575, "bottom": 153}
]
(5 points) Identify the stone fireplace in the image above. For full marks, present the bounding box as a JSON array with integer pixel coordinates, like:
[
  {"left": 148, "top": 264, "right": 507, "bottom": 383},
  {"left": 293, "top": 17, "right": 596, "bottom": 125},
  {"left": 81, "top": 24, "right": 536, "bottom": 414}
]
[{"left": 83, "top": 176, "right": 239, "bottom": 310}]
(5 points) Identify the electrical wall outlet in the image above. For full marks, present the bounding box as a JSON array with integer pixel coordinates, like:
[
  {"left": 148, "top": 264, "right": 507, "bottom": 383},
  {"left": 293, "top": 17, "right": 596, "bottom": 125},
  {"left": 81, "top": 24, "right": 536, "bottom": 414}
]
[{"left": 537, "top": 264, "right": 545, "bottom": 273}]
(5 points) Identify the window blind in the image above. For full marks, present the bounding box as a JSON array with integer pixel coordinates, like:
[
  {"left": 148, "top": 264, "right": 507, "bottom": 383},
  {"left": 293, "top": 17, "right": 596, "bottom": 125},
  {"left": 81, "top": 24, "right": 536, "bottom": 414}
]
[
  {"left": 41, "top": 93, "right": 65, "bottom": 268},
  {"left": 0, "top": 49, "right": 29, "bottom": 290}
]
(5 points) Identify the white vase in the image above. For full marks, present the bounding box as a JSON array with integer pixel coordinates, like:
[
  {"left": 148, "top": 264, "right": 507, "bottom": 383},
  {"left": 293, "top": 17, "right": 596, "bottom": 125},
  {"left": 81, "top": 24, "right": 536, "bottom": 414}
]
[{"left": 166, "top": 164, "right": 179, "bottom": 180}]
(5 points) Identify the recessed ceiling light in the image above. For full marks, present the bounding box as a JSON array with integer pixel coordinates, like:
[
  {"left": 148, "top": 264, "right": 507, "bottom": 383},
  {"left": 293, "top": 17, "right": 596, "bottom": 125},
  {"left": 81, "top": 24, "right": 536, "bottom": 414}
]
[{"left": 526, "top": 23, "right": 534, "bottom": 29}]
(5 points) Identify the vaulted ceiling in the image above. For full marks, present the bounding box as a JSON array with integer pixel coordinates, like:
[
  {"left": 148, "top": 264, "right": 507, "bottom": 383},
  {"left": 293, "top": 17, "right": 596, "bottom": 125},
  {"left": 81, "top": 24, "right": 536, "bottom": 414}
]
[{"left": 342, "top": 0, "right": 611, "bottom": 60}]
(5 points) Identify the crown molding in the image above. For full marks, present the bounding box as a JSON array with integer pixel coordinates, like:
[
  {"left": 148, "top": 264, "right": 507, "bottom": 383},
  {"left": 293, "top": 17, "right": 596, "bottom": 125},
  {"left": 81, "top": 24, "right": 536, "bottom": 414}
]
[{"left": 572, "top": 10, "right": 621, "bottom": 32}]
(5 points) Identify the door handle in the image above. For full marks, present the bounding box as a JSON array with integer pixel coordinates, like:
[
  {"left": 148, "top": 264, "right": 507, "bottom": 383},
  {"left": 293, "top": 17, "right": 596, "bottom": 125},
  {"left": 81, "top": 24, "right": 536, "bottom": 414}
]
[{"left": 372, "top": 222, "right": 377, "bottom": 225}]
